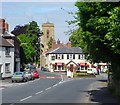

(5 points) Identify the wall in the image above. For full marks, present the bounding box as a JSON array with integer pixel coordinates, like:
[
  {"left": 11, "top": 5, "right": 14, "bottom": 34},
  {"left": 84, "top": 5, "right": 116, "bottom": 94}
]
[
  {"left": 46, "top": 53, "right": 87, "bottom": 72},
  {"left": 0, "top": 47, "right": 14, "bottom": 78}
]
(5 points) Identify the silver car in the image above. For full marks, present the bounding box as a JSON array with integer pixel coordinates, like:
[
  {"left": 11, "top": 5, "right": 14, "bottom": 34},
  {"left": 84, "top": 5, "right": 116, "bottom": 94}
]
[
  {"left": 24, "top": 71, "right": 34, "bottom": 80},
  {"left": 11, "top": 72, "right": 28, "bottom": 82}
]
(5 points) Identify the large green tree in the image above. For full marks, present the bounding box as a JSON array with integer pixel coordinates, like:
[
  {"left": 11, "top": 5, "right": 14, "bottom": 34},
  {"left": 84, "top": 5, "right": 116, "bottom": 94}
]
[
  {"left": 70, "top": 2, "right": 120, "bottom": 80},
  {"left": 18, "top": 21, "right": 42, "bottom": 65}
]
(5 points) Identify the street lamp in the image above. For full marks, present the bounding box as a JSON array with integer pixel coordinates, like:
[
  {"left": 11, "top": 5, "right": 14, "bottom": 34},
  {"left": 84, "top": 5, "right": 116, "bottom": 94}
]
[{"left": 39, "top": 32, "right": 43, "bottom": 70}]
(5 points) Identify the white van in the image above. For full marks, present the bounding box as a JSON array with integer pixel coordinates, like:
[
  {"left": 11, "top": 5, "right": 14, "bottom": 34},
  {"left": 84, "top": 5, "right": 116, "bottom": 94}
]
[{"left": 87, "top": 68, "right": 97, "bottom": 75}]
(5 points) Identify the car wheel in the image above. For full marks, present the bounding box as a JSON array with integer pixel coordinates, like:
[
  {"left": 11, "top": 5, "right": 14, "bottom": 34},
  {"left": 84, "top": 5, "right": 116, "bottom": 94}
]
[
  {"left": 12, "top": 80, "right": 14, "bottom": 83},
  {"left": 26, "top": 78, "right": 28, "bottom": 82},
  {"left": 23, "top": 78, "right": 26, "bottom": 82}
]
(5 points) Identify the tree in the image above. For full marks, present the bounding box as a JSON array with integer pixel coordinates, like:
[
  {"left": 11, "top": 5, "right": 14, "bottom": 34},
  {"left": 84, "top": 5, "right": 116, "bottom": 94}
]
[
  {"left": 11, "top": 25, "right": 27, "bottom": 36},
  {"left": 70, "top": 2, "right": 120, "bottom": 80},
  {"left": 16, "top": 21, "right": 42, "bottom": 65},
  {"left": 18, "top": 34, "right": 35, "bottom": 64},
  {"left": 47, "top": 37, "right": 53, "bottom": 49},
  {"left": 25, "top": 21, "right": 41, "bottom": 63}
]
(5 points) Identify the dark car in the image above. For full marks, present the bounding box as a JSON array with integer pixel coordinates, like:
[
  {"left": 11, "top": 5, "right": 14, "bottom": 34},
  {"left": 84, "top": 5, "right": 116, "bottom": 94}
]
[{"left": 11, "top": 72, "right": 28, "bottom": 82}]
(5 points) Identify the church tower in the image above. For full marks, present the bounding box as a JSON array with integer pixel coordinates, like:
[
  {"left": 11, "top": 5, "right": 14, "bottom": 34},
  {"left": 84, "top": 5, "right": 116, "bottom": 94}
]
[{"left": 41, "top": 21, "right": 55, "bottom": 53}]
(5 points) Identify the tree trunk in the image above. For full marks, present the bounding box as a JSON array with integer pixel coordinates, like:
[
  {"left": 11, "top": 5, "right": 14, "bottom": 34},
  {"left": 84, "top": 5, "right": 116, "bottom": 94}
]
[{"left": 110, "top": 60, "right": 120, "bottom": 97}]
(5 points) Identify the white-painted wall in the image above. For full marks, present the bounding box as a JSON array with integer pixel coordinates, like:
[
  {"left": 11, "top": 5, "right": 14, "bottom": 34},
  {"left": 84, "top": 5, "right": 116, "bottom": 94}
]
[
  {"left": 0, "top": 47, "right": 14, "bottom": 78},
  {"left": 46, "top": 53, "right": 88, "bottom": 72}
]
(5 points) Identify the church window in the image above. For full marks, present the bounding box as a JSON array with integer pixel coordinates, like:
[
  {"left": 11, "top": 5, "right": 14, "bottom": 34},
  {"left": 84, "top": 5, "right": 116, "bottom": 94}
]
[{"left": 46, "top": 29, "right": 49, "bottom": 38}]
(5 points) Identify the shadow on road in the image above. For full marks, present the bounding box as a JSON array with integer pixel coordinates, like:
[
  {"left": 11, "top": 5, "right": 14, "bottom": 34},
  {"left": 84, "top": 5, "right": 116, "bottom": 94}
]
[{"left": 98, "top": 79, "right": 108, "bottom": 83}]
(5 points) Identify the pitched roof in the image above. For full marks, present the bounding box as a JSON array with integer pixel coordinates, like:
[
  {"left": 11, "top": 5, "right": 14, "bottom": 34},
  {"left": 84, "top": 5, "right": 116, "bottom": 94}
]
[
  {"left": 47, "top": 47, "right": 84, "bottom": 54},
  {"left": 44, "top": 43, "right": 67, "bottom": 54},
  {"left": 2, "top": 31, "right": 15, "bottom": 37},
  {"left": 66, "top": 60, "right": 78, "bottom": 66},
  {"left": 0, "top": 36, "right": 14, "bottom": 47}
]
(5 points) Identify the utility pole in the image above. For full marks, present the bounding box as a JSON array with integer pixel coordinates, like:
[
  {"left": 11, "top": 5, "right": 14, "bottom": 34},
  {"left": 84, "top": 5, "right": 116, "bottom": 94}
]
[{"left": 39, "top": 32, "right": 43, "bottom": 70}]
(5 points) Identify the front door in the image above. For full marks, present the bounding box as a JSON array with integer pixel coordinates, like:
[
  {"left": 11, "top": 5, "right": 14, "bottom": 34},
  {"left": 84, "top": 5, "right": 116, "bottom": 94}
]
[{"left": 70, "top": 64, "right": 73, "bottom": 72}]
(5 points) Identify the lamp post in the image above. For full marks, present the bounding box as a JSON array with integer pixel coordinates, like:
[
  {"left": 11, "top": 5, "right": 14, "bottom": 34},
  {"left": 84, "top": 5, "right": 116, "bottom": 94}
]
[{"left": 39, "top": 32, "right": 43, "bottom": 70}]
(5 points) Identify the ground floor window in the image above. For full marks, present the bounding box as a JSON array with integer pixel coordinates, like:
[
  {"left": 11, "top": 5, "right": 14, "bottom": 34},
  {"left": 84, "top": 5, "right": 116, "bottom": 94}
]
[
  {"left": 81, "top": 66, "right": 84, "bottom": 70},
  {"left": 5, "top": 63, "right": 10, "bottom": 73}
]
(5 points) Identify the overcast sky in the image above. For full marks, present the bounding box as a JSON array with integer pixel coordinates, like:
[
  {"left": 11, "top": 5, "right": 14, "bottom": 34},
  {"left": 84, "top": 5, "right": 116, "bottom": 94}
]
[{"left": 1, "top": 1, "right": 78, "bottom": 44}]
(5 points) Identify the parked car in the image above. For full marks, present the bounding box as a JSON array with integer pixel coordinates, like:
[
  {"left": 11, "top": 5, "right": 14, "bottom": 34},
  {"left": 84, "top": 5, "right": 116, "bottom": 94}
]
[
  {"left": 87, "top": 68, "right": 97, "bottom": 75},
  {"left": 32, "top": 70, "right": 39, "bottom": 78},
  {"left": 24, "top": 71, "right": 34, "bottom": 80},
  {"left": 102, "top": 68, "right": 108, "bottom": 73},
  {"left": 11, "top": 72, "right": 28, "bottom": 82}
]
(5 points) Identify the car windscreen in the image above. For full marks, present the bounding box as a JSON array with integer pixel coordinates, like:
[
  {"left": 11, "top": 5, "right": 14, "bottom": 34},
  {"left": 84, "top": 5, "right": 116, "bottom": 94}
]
[
  {"left": 88, "top": 69, "right": 92, "bottom": 71},
  {"left": 15, "top": 72, "right": 23, "bottom": 75}
]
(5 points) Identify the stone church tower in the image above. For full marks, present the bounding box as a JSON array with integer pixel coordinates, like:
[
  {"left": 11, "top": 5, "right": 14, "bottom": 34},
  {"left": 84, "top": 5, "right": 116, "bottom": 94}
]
[{"left": 41, "top": 21, "right": 55, "bottom": 54}]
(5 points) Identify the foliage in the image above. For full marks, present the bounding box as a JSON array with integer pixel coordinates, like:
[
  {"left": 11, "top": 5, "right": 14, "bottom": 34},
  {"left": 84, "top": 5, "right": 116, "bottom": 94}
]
[
  {"left": 17, "top": 21, "right": 42, "bottom": 65},
  {"left": 70, "top": 2, "right": 120, "bottom": 79},
  {"left": 11, "top": 25, "right": 27, "bottom": 36},
  {"left": 18, "top": 34, "right": 35, "bottom": 63},
  {"left": 47, "top": 37, "right": 53, "bottom": 49}
]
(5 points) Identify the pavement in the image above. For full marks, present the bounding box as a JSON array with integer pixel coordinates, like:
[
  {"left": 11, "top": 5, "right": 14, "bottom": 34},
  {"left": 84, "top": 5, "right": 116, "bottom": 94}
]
[
  {"left": 0, "top": 78, "right": 13, "bottom": 88},
  {"left": 86, "top": 73, "right": 120, "bottom": 104}
]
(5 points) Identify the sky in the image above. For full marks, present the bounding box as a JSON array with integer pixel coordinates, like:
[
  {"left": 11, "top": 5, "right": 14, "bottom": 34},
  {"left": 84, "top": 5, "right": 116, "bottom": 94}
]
[{"left": 1, "top": 1, "right": 78, "bottom": 44}]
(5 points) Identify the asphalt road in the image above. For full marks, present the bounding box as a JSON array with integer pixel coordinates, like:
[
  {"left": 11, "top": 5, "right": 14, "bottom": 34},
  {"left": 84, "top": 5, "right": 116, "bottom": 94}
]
[
  {"left": 2, "top": 71, "right": 62, "bottom": 103},
  {"left": 19, "top": 78, "right": 96, "bottom": 103},
  {"left": 2, "top": 72, "right": 118, "bottom": 104}
]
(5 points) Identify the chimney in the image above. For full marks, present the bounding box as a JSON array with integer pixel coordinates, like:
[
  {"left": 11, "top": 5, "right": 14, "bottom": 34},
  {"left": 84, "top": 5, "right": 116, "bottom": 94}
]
[
  {"left": 5, "top": 23, "right": 9, "bottom": 31},
  {"left": 57, "top": 38, "right": 60, "bottom": 44},
  {"left": 66, "top": 41, "right": 72, "bottom": 48},
  {"left": 52, "top": 39, "right": 56, "bottom": 49},
  {"left": 0, "top": 18, "right": 5, "bottom": 34}
]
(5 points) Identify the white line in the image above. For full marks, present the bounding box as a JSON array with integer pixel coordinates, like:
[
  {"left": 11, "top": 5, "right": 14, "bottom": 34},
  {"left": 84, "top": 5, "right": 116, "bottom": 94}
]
[
  {"left": 45, "top": 87, "right": 51, "bottom": 90},
  {"left": 46, "top": 77, "right": 55, "bottom": 78},
  {"left": 20, "top": 96, "right": 32, "bottom": 102},
  {"left": 53, "top": 84, "right": 58, "bottom": 87},
  {"left": 0, "top": 88, "right": 4, "bottom": 90},
  {"left": 35, "top": 91, "right": 43, "bottom": 95}
]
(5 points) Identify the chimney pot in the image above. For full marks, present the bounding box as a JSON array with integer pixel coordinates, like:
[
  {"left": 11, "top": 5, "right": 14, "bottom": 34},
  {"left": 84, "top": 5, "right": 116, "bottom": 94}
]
[{"left": 5, "top": 23, "right": 9, "bottom": 31}]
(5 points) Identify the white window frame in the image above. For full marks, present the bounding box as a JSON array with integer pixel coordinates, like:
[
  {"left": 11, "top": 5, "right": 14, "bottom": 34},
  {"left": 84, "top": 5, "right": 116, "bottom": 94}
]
[
  {"left": 57, "top": 54, "right": 61, "bottom": 60},
  {"left": 5, "top": 47, "right": 10, "bottom": 56},
  {"left": 5, "top": 63, "right": 10, "bottom": 73},
  {"left": 80, "top": 54, "right": 85, "bottom": 59},
  {"left": 69, "top": 54, "right": 73, "bottom": 59}
]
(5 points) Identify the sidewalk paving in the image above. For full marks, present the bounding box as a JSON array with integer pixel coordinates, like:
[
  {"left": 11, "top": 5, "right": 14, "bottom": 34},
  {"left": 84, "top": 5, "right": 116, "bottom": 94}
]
[
  {"left": 88, "top": 73, "right": 120, "bottom": 104},
  {"left": 0, "top": 78, "right": 13, "bottom": 88}
]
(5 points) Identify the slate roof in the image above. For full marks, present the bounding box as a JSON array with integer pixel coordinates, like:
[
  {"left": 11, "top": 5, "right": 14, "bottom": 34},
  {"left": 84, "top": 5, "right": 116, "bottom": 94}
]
[
  {"left": 47, "top": 47, "right": 84, "bottom": 54},
  {"left": 2, "top": 31, "right": 15, "bottom": 37},
  {"left": 0, "top": 36, "right": 14, "bottom": 47}
]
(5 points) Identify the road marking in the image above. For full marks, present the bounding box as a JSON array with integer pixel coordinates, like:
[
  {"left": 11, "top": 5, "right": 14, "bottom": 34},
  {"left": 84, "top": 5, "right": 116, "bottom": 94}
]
[
  {"left": 40, "top": 76, "right": 62, "bottom": 79},
  {"left": 35, "top": 91, "right": 43, "bottom": 95},
  {"left": 20, "top": 96, "right": 32, "bottom": 102},
  {"left": 45, "top": 87, "right": 51, "bottom": 90},
  {"left": 53, "top": 84, "right": 58, "bottom": 87},
  {"left": 10, "top": 103, "right": 15, "bottom": 105},
  {"left": 0, "top": 88, "right": 4, "bottom": 90}
]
